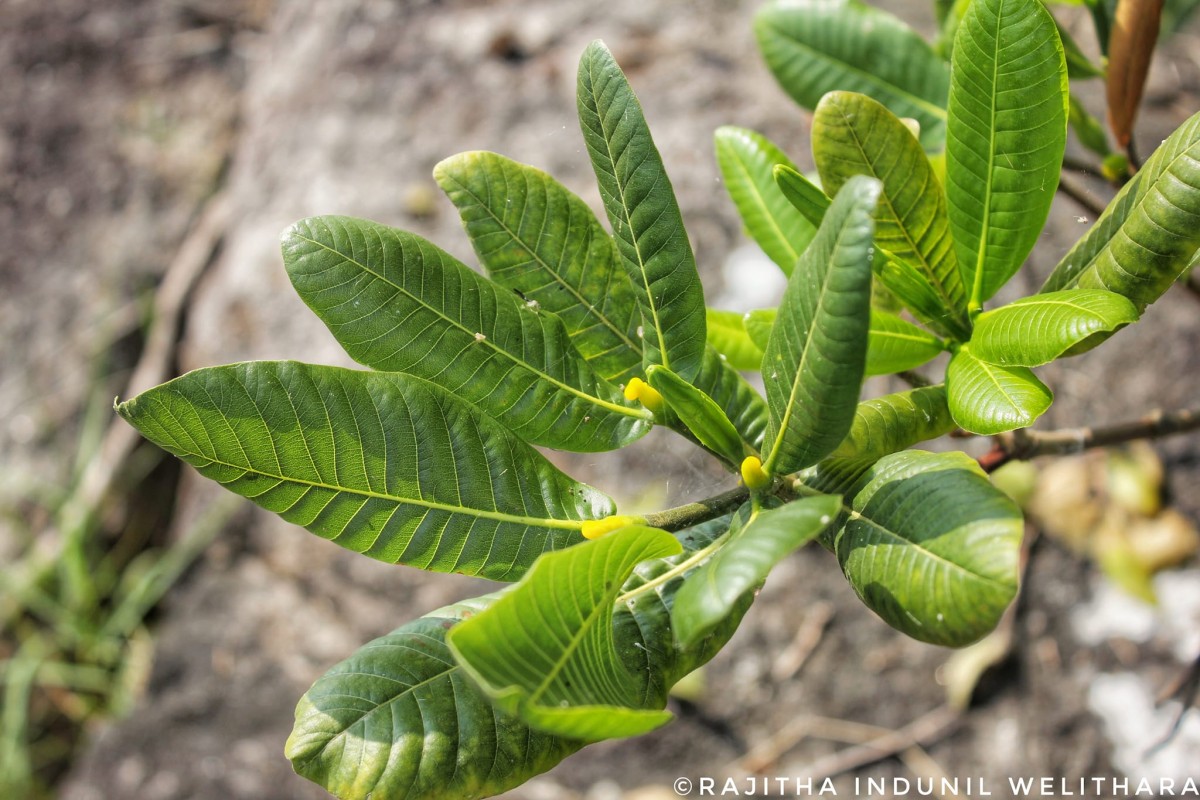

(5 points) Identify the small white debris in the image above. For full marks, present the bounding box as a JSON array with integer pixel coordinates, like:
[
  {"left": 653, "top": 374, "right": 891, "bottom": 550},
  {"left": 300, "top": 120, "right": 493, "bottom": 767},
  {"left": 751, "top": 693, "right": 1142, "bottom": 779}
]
[
  {"left": 1075, "top": 215, "right": 1089, "bottom": 223},
  {"left": 636, "top": 325, "right": 644, "bottom": 339},
  {"left": 474, "top": 332, "right": 487, "bottom": 342}
]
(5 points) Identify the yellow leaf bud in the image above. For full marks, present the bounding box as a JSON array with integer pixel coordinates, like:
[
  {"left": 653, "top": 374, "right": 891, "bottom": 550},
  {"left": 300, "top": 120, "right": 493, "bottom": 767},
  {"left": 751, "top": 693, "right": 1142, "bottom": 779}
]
[
  {"left": 581, "top": 515, "right": 642, "bottom": 540},
  {"left": 740, "top": 456, "right": 771, "bottom": 491}
]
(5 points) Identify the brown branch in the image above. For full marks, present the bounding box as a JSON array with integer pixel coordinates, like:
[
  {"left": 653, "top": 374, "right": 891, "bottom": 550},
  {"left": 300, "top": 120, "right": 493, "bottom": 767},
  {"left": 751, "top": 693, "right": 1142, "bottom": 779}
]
[
  {"left": 795, "top": 705, "right": 961, "bottom": 783},
  {"left": 896, "top": 370, "right": 933, "bottom": 389},
  {"left": 979, "top": 407, "right": 1200, "bottom": 473},
  {"left": 1057, "top": 175, "right": 1107, "bottom": 217}
]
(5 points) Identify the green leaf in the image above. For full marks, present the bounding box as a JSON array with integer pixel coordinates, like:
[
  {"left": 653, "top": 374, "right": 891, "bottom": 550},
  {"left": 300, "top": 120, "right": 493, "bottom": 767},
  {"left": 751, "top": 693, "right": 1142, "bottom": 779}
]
[
  {"left": 448, "top": 526, "right": 682, "bottom": 742},
  {"left": 971, "top": 289, "right": 1138, "bottom": 366},
  {"left": 647, "top": 365, "right": 746, "bottom": 467},
  {"left": 714, "top": 126, "right": 817, "bottom": 275},
  {"left": 1069, "top": 93, "right": 1111, "bottom": 158},
  {"left": 756, "top": 0, "right": 952, "bottom": 151},
  {"left": 813, "top": 91, "right": 972, "bottom": 341},
  {"left": 762, "top": 176, "right": 881, "bottom": 476},
  {"left": 577, "top": 40, "right": 707, "bottom": 381},
  {"left": 1056, "top": 14, "right": 1105, "bottom": 79},
  {"left": 283, "top": 216, "right": 651, "bottom": 453},
  {"left": 115, "top": 362, "right": 612, "bottom": 581},
  {"left": 946, "top": 346, "right": 1053, "bottom": 434},
  {"left": 287, "top": 595, "right": 584, "bottom": 800},
  {"left": 693, "top": 346, "right": 771, "bottom": 453},
  {"left": 828, "top": 385, "right": 956, "bottom": 462},
  {"left": 1041, "top": 110, "right": 1200, "bottom": 310},
  {"left": 802, "top": 450, "right": 1022, "bottom": 646},
  {"left": 744, "top": 308, "right": 776, "bottom": 353},
  {"left": 867, "top": 312, "right": 946, "bottom": 376},
  {"left": 672, "top": 496, "right": 841, "bottom": 648},
  {"left": 706, "top": 309, "right": 764, "bottom": 371},
  {"left": 773, "top": 164, "right": 831, "bottom": 229},
  {"left": 434, "top": 151, "right": 642, "bottom": 386},
  {"left": 946, "top": 0, "right": 1068, "bottom": 306}
]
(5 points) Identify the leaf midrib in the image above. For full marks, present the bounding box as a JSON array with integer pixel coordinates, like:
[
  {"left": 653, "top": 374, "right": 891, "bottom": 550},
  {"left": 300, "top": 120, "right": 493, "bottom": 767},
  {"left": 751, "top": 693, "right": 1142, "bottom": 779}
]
[
  {"left": 968, "top": 0, "right": 1006, "bottom": 309},
  {"left": 180, "top": 447, "right": 584, "bottom": 531},
  {"left": 294, "top": 230, "right": 650, "bottom": 422},
  {"left": 724, "top": 141, "right": 800, "bottom": 266}
]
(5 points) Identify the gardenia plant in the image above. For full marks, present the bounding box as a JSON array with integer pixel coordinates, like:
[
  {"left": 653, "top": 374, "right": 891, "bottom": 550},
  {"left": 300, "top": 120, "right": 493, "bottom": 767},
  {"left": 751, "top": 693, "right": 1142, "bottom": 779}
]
[{"left": 116, "top": 0, "right": 1200, "bottom": 795}]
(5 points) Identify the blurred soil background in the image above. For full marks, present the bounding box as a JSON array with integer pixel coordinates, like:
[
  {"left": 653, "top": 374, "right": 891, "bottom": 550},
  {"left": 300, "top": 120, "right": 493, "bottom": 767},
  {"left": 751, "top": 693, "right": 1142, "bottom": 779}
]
[{"left": 2, "top": 0, "right": 1200, "bottom": 798}]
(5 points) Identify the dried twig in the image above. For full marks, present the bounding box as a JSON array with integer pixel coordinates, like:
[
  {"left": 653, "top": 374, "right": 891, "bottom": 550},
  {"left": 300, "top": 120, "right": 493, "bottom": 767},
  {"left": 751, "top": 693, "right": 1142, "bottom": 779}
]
[
  {"left": 1057, "top": 175, "right": 1107, "bottom": 217},
  {"left": 796, "top": 705, "right": 961, "bottom": 783},
  {"left": 978, "top": 407, "right": 1200, "bottom": 473},
  {"left": 770, "top": 602, "right": 833, "bottom": 683}
]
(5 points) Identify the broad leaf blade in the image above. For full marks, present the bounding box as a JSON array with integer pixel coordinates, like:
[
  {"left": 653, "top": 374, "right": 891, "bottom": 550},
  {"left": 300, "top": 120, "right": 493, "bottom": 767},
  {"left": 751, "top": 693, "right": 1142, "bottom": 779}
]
[
  {"left": 946, "top": 346, "right": 1052, "bottom": 434},
  {"left": 762, "top": 176, "right": 881, "bottom": 476},
  {"left": 577, "top": 40, "right": 707, "bottom": 381},
  {"left": 744, "top": 308, "right": 777, "bottom": 353},
  {"left": 867, "top": 311, "right": 946, "bottom": 376},
  {"left": 647, "top": 365, "right": 746, "bottom": 467},
  {"left": 813, "top": 92, "right": 971, "bottom": 340},
  {"left": 706, "top": 309, "right": 765, "bottom": 371},
  {"left": 673, "top": 496, "right": 841, "bottom": 648},
  {"left": 774, "top": 164, "right": 831, "bottom": 229},
  {"left": 946, "top": 0, "right": 1068, "bottom": 305},
  {"left": 116, "top": 362, "right": 612, "bottom": 581},
  {"left": 694, "top": 346, "right": 771, "bottom": 453},
  {"left": 829, "top": 385, "right": 955, "bottom": 462},
  {"left": 802, "top": 450, "right": 1022, "bottom": 646},
  {"left": 715, "top": 126, "right": 817, "bottom": 275},
  {"left": 434, "top": 151, "right": 643, "bottom": 386},
  {"left": 1041, "top": 110, "right": 1200, "bottom": 310},
  {"left": 283, "top": 216, "right": 651, "bottom": 453},
  {"left": 971, "top": 289, "right": 1138, "bottom": 366},
  {"left": 448, "top": 526, "right": 683, "bottom": 742},
  {"left": 756, "top": 0, "right": 951, "bottom": 151},
  {"left": 287, "top": 596, "right": 584, "bottom": 800}
]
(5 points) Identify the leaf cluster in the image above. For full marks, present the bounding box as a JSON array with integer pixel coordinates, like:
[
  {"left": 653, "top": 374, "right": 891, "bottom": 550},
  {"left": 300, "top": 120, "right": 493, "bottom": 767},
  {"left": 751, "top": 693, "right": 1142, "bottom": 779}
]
[{"left": 114, "top": 0, "right": 1200, "bottom": 796}]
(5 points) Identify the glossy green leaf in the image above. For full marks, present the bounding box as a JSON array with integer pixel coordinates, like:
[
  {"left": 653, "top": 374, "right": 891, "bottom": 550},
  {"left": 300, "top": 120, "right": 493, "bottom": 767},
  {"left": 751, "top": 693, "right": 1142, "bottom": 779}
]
[
  {"left": 813, "top": 91, "right": 972, "bottom": 340},
  {"left": 647, "top": 365, "right": 746, "bottom": 466},
  {"left": 287, "top": 595, "right": 584, "bottom": 800},
  {"left": 673, "top": 496, "right": 841, "bottom": 648},
  {"left": 946, "top": 346, "right": 1053, "bottom": 434},
  {"left": 283, "top": 216, "right": 651, "bottom": 453},
  {"left": 1056, "top": 15, "right": 1104, "bottom": 79},
  {"left": 115, "top": 362, "right": 612, "bottom": 581},
  {"left": 773, "top": 164, "right": 831, "bottom": 229},
  {"left": 762, "top": 176, "right": 880, "bottom": 476},
  {"left": 971, "top": 289, "right": 1138, "bottom": 366},
  {"left": 743, "top": 308, "right": 776, "bottom": 355},
  {"left": 1041, "top": 110, "right": 1200, "bottom": 310},
  {"left": 693, "top": 346, "right": 771, "bottom": 452},
  {"left": 612, "top": 511, "right": 753, "bottom": 712},
  {"left": 801, "top": 450, "right": 1022, "bottom": 646},
  {"left": 715, "top": 126, "right": 817, "bottom": 275},
  {"left": 866, "top": 311, "right": 946, "bottom": 376},
  {"left": 946, "top": 0, "right": 1068, "bottom": 306},
  {"left": 706, "top": 309, "right": 765, "bottom": 371},
  {"left": 756, "top": 0, "right": 951, "bottom": 151},
  {"left": 434, "top": 151, "right": 642, "bottom": 386},
  {"left": 1069, "top": 93, "right": 1111, "bottom": 158},
  {"left": 448, "top": 526, "right": 682, "bottom": 742},
  {"left": 828, "top": 385, "right": 955, "bottom": 462},
  {"left": 577, "top": 40, "right": 707, "bottom": 381}
]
